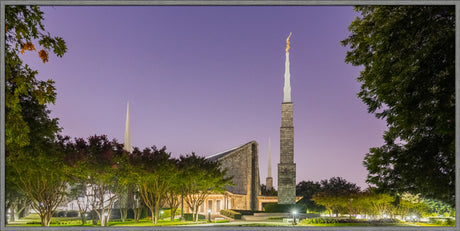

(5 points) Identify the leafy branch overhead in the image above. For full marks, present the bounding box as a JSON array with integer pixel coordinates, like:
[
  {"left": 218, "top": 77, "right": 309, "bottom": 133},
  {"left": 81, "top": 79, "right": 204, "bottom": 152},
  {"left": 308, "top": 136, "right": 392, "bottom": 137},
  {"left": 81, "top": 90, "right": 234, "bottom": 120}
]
[{"left": 342, "top": 6, "right": 455, "bottom": 205}]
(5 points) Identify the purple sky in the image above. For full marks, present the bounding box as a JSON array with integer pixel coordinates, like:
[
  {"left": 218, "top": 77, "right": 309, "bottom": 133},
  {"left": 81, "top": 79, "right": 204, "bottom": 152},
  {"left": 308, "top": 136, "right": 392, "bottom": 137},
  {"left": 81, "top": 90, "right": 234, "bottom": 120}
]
[{"left": 21, "top": 5, "right": 388, "bottom": 190}]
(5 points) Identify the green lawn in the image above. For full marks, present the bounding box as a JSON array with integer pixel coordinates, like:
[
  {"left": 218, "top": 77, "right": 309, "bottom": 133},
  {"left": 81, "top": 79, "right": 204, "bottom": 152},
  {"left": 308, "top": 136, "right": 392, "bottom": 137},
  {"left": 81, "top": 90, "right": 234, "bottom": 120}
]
[
  {"left": 7, "top": 214, "right": 453, "bottom": 227},
  {"left": 7, "top": 214, "right": 206, "bottom": 227}
]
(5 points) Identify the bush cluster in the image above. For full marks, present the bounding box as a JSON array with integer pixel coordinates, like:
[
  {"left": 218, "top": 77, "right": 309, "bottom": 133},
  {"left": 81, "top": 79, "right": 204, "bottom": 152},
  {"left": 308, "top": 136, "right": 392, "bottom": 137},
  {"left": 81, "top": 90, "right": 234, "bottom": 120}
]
[
  {"left": 263, "top": 203, "right": 307, "bottom": 213},
  {"left": 301, "top": 217, "right": 401, "bottom": 225},
  {"left": 214, "top": 219, "right": 230, "bottom": 223},
  {"left": 220, "top": 210, "right": 242, "bottom": 219},
  {"left": 301, "top": 217, "right": 337, "bottom": 224},
  {"left": 428, "top": 218, "right": 455, "bottom": 226},
  {"left": 232, "top": 210, "right": 260, "bottom": 215},
  {"left": 162, "top": 208, "right": 181, "bottom": 218},
  {"left": 183, "top": 213, "right": 205, "bottom": 221},
  {"left": 66, "top": 210, "right": 79, "bottom": 217},
  {"left": 53, "top": 210, "right": 79, "bottom": 217},
  {"left": 27, "top": 220, "right": 82, "bottom": 225}
]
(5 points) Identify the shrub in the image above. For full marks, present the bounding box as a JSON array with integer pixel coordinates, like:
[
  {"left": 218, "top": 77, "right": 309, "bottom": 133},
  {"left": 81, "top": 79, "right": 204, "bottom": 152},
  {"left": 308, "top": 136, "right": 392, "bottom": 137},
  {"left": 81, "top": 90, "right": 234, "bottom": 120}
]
[
  {"left": 301, "top": 217, "right": 337, "bottom": 224},
  {"left": 183, "top": 213, "right": 205, "bottom": 221},
  {"left": 162, "top": 208, "right": 181, "bottom": 218},
  {"left": 56, "top": 211, "right": 67, "bottom": 217},
  {"left": 232, "top": 210, "right": 260, "bottom": 215},
  {"left": 214, "top": 219, "right": 230, "bottom": 223},
  {"left": 263, "top": 203, "right": 307, "bottom": 213},
  {"left": 52, "top": 211, "right": 61, "bottom": 217},
  {"left": 428, "top": 217, "right": 455, "bottom": 226},
  {"left": 66, "top": 210, "right": 79, "bottom": 217},
  {"left": 220, "top": 209, "right": 242, "bottom": 219},
  {"left": 301, "top": 218, "right": 401, "bottom": 225},
  {"left": 368, "top": 218, "right": 400, "bottom": 224},
  {"left": 268, "top": 216, "right": 283, "bottom": 220}
]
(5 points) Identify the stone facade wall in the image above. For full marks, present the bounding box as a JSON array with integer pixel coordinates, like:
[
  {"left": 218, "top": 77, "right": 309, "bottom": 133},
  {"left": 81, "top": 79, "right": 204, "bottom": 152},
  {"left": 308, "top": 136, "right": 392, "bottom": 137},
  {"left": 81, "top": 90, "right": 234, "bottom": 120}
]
[
  {"left": 216, "top": 141, "right": 260, "bottom": 210},
  {"left": 278, "top": 102, "right": 296, "bottom": 204},
  {"left": 280, "top": 102, "right": 294, "bottom": 163}
]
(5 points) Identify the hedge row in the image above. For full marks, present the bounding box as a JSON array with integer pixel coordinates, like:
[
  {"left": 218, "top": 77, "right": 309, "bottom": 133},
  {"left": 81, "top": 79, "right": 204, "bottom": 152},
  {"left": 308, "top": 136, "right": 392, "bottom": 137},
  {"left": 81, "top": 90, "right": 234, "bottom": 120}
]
[
  {"left": 301, "top": 217, "right": 337, "bottom": 224},
  {"left": 52, "top": 208, "right": 149, "bottom": 220},
  {"left": 220, "top": 209, "right": 242, "bottom": 219},
  {"left": 232, "top": 210, "right": 261, "bottom": 215},
  {"left": 300, "top": 217, "right": 401, "bottom": 225},
  {"left": 263, "top": 203, "right": 307, "bottom": 213},
  {"left": 428, "top": 218, "right": 455, "bottom": 226},
  {"left": 183, "top": 213, "right": 205, "bottom": 221},
  {"left": 53, "top": 210, "right": 79, "bottom": 217}
]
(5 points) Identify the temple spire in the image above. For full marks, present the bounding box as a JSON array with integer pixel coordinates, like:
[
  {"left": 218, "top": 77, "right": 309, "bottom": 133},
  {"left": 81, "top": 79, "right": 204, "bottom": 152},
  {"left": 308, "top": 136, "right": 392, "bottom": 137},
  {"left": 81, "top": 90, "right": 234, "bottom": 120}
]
[
  {"left": 124, "top": 102, "right": 131, "bottom": 152},
  {"left": 283, "top": 32, "right": 292, "bottom": 102},
  {"left": 266, "top": 137, "right": 273, "bottom": 190},
  {"left": 268, "top": 137, "right": 272, "bottom": 178}
]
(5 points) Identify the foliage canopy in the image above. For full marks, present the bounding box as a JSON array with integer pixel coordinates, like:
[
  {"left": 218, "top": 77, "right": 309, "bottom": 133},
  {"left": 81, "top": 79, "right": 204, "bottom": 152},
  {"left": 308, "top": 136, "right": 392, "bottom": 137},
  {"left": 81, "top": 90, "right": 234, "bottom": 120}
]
[{"left": 342, "top": 6, "right": 455, "bottom": 205}]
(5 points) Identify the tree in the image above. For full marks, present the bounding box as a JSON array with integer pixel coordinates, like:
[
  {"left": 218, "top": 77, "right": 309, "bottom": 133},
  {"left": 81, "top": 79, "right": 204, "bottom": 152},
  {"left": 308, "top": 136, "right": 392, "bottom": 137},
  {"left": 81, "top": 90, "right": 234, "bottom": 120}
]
[
  {"left": 342, "top": 6, "right": 455, "bottom": 205},
  {"left": 366, "top": 192, "right": 394, "bottom": 218},
  {"left": 261, "top": 184, "right": 278, "bottom": 196},
  {"left": 5, "top": 5, "right": 67, "bottom": 225},
  {"left": 5, "top": 5, "right": 66, "bottom": 152},
  {"left": 179, "top": 153, "right": 232, "bottom": 222},
  {"left": 423, "top": 198, "right": 454, "bottom": 217},
  {"left": 124, "top": 147, "right": 144, "bottom": 223},
  {"left": 130, "top": 146, "right": 176, "bottom": 224},
  {"left": 6, "top": 98, "right": 69, "bottom": 226},
  {"left": 164, "top": 161, "right": 182, "bottom": 221},
  {"left": 312, "top": 177, "right": 361, "bottom": 216},
  {"left": 295, "top": 181, "right": 324, "bottom": 213},
  {"left": 67, "top": 135, "right": 126, "bottom": 226},
  {"left": 68, "top": 182, "right": 91, "bottom": 225}
]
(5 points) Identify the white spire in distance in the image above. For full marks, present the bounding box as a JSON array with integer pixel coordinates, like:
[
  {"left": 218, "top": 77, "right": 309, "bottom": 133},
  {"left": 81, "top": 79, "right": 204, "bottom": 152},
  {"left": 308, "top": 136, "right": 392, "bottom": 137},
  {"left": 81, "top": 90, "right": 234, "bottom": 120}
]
[
  {"left": 268, "top": 137, "right": 272, "bottom": 178},
  {"left": 124, "top": 102, "right": 131, "bottom": 152}
]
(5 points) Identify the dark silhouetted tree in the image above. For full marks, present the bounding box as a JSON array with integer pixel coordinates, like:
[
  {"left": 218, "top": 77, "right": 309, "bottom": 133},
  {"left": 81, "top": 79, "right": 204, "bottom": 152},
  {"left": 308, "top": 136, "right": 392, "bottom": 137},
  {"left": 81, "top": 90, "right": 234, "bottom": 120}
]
[{"left": 342, "top": 6, "right": 455, "bottom": 205}]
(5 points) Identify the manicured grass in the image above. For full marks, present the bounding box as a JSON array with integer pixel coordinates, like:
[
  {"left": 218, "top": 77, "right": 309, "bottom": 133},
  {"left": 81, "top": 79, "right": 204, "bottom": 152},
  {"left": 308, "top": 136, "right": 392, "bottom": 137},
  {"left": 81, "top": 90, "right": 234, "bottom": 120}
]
[
  {"left": 211, "top": 221, "right": 299, "bottom": 227},
  {"left": 301, "top": 223, "right": 410, "bottom": 227},
  {"left": 7, "top": 214, "right": 206, "bottom": 227},
  {"left": 110, "top": 219, "right": 205, "bottom": 226}
]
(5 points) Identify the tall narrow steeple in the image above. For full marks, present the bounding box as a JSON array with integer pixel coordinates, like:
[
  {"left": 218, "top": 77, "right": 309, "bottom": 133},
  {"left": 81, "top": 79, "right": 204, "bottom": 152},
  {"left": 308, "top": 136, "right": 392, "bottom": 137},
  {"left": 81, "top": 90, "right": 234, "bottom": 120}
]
[
  {"left": 283, "top": 32, "right": 292, "bottom": 102},
  {"left": 266, "top": 137, "right": 273, "bottom": 190},
  {"left": 124, "top": 102, "right": 131, "bottom": 152},
  {"left": 278, "top": 33, "right": 296, "bottom": 204}
]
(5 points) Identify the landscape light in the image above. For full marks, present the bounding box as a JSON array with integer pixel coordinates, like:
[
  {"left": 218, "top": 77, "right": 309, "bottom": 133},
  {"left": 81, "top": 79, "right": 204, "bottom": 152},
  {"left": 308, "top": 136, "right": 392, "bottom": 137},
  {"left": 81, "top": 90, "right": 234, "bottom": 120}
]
[{"left": 292, "top": 210, "right": 297, "bottom": 225}]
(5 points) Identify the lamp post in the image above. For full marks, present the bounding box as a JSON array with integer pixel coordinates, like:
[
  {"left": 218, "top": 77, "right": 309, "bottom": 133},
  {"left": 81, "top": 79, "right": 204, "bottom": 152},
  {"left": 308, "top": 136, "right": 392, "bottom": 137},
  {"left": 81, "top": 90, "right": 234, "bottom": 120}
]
[
  {"left": 292, "top": 210, "right": 297, "bottom": 225},
  {"left": 208, "top": 209, "right": 211, "bottom": 222},
  {"left": 160, "top": 210, "right": 164, "bottom": 219}
]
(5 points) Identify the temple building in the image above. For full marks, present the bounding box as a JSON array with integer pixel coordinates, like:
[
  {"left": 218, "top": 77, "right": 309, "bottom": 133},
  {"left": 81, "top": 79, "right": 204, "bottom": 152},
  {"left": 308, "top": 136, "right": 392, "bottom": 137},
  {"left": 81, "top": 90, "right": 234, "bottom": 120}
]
[{"left": 124, "top": 33, "right": 299, "bottom": 215}]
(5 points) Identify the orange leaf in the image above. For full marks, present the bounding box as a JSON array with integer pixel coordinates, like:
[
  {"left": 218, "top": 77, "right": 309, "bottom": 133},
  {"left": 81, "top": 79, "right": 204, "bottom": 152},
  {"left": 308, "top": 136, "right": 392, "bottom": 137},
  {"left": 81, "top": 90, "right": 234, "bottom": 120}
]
[
  {"left": 20, "top": 42, "right": 36, "bottom": 54},
  {"left": 38, "top": 49, "right": 49, "bottom": 63}
]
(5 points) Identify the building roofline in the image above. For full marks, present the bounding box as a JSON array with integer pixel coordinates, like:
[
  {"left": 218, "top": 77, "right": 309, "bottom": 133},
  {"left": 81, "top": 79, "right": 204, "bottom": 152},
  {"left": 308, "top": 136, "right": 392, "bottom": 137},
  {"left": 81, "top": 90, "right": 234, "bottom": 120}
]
[{"left": 206, "top": 140, "right": 257, "bottom": 161}]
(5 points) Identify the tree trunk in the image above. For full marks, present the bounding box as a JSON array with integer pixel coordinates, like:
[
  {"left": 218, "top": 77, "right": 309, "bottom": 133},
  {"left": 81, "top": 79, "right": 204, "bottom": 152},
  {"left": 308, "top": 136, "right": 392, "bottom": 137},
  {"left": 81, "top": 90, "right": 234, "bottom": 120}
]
[
  {"left": 133, "top": 207, "right": 141, "bottom": 223},
  {"left": 40, "top": 212, "right": 52, "bottom": 226},
  {"left": 194, "top": 204, "right": 199, "bottom": 222},
  {"left": 18, "top": 200, "right": 28, "bottom": 219},
  {"left": 120, "top": 207, "right": 128, "bottom": 222},
  {"left": 154, "top": 200, "right": 160, "bottom": 224},
  {"left": 150, "top": 208, "right": 155, "bottom": 223},
  {"left": 91, "top": 210, "right": 98, "bottom": 225},
  {"left": 80, "top": 212, "right": 87, "bottom": 225},
  {"left": 10, "top": 204, "right": 16, "bottom": 222},
  {"left": 171, "top": 207, "right": 177, "bottom": 221}
]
